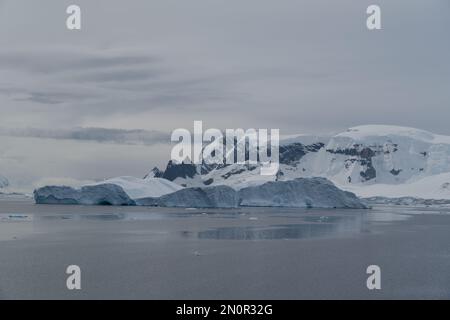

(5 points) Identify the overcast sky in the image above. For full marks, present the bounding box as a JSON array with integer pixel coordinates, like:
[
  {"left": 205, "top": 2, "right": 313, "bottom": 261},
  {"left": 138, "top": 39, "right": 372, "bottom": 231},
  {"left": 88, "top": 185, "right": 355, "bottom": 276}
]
[{"left": 0, "top": 0, "right": 449, "bottom": 188}]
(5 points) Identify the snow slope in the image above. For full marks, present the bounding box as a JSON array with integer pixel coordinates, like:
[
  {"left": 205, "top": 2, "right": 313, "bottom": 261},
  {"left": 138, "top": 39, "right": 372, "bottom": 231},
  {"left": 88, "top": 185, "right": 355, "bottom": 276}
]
[
  {"left": 342, "top": 171, "right": 450, "bottom": 200},
  {"left": 89, "top": 176, "right": 183, "bottom": 199},
  {"left": 318, "top": 125, "right": 450, "bottom": 185}
]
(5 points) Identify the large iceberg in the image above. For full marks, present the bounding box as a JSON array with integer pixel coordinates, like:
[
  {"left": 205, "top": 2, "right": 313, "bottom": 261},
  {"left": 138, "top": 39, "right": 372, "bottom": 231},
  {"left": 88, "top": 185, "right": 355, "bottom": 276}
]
[
  {"left": 238, "top": 177, "right": 366, "bottom": 208},
  {"left": 34, "top": 184, "right": 135, "bottom": 205},
  {"left": 34, "top": 176, "right": 182, "bottom": 205},
  {"left": 136, "top": 178, "right": 367, "bottom": 209}
]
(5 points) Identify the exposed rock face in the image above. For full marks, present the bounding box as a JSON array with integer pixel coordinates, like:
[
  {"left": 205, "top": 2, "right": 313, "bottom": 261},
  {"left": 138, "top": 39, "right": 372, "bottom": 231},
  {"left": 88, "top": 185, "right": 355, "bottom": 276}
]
[
  {"left": 237, "top": 177, "right": 367, "bottom": 208},
  {"left": 34, "top": 184, "right": 135, "bottom": 205},
  {"left": 279, "top": 142, "right": 324, "bottom": 165},
  {"left": 143, "top": 167, "right": 164, "bottom": 179},
  {"left": 162, "top": 160, "right": 198, "bottom": 181},
  {"left": 150, "top": 140, "right": 325, "bottom": 188},
  {"left": 326, "top": 146, "right": 377, "bottom": 182}
]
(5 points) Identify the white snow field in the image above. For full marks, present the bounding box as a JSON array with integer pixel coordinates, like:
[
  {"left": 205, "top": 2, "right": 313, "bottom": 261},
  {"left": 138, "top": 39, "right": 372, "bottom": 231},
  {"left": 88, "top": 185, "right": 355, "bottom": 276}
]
[
  {"left": 90, "top": 176, "right": 183, "bottom": 199},
  {"left": 343, "top": 171, "right": 450, "bottom": 200}
]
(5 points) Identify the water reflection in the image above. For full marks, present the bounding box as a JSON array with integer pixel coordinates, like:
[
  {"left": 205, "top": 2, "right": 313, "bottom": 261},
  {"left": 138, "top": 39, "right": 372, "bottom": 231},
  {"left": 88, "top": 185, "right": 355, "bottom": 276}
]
[{"left": 191, "top": 214, "right": 368, "bottom": 240}]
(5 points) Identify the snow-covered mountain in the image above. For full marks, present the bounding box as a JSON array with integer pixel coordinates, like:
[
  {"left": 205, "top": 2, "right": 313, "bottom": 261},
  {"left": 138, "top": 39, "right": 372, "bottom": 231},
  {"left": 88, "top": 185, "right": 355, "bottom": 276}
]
[
  {"left": 316, "top": 125, "right": 450, "bottom": 186},
  {"left": 149, "top": 125, "right": 450, "bottom": 200}
]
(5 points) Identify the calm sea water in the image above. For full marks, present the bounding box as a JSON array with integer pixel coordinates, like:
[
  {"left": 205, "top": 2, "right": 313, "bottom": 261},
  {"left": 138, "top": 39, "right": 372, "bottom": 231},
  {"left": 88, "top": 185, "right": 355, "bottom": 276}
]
[{"left": 1, "top": 198, "right": 450, "bottom": 299}]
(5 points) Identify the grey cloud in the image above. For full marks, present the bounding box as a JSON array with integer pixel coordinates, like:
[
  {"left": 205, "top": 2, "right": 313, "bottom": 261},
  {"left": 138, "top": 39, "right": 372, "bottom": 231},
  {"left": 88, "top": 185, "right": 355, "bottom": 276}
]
[
  {"left": 0, "top": 127, "right": 169, "bottom": 145},
  {"left": 74, "top": 68, "right": 163, "bottom": 83},
  {"left": 0, "top": 45, "right": 242, "bottom": 116},
  {"left": 0, "top": 50, "right": 157, "bottom": 74}
]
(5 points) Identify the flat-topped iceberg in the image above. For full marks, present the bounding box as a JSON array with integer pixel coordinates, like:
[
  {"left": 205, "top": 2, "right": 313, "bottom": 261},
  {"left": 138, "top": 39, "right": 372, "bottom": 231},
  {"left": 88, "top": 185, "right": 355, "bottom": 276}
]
[
  {"left": 34, "top": 184, "right": 135, "bottom": 205},
  {"left": 34, "top": 176, "right": 183, "bottom": 205},
  {"left": 238, "top": 177, "right": 366, "bottom": 208}
]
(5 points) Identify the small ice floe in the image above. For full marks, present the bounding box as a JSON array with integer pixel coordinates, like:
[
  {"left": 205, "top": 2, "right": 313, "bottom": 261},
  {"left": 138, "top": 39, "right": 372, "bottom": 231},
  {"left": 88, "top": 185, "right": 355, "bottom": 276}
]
[
  {"left": 193, "top": 251, "right": 202, "bottom": 256},
  {"left": 0, "top": 214, "right": 32, "bottom": 221},
  {"left": 249, "top": 217, "right": 258, "bottom": 221},
  {"left": 9, "top": 215, "right": 29, "bottom": 219}
]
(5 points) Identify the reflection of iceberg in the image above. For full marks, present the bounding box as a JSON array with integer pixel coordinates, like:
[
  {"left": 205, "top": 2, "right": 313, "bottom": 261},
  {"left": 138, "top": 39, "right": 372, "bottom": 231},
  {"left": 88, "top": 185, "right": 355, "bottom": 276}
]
[{"left": 193, "top": 216, "right": 365, "bottom": 240}]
